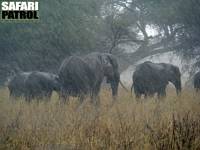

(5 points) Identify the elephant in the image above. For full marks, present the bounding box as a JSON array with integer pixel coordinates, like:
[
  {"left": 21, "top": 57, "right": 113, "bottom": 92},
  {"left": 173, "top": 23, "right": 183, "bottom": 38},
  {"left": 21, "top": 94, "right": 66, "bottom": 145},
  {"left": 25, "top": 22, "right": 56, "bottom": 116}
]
[
  {"left": 24, "top": 71, "right": 61, "bottom": 101},
  {"left": 8, "top": 72, "right": 31, "bottom": 99},
  {"left": 84, "top": 52, "right": 127, "bottom": 99},
  {"left": 131, "top": 61, "right": 182, "bottom": 99},
  {"left": 58, "top": 56, "right": 97, "bottom": 103},
  {"left": 193, "top": 71, "right": 200, "bottom": 92}
]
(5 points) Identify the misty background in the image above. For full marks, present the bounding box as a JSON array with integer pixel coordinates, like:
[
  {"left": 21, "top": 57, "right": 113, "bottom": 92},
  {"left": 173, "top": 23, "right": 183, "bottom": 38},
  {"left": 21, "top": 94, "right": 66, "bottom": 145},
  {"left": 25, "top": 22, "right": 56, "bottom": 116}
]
[{"left": 1, "top": 0, "right": 200, "bottom": 87}]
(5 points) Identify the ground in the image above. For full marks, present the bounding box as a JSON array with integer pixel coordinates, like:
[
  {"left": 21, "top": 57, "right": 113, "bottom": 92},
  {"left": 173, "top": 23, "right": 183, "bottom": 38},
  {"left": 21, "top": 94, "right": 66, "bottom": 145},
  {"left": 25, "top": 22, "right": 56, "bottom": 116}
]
[{"left": 0, "top": 88, "right": 200, "bottom": 150}]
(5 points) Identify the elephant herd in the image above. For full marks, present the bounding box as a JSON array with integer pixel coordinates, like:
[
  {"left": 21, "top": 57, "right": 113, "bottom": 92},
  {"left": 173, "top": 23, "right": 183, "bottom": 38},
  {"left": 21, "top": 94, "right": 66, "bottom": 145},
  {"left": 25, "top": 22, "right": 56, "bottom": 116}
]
[
  {"left": 8, "top": 52, "right": 121, "bottom": 103},
  {"left": 7, "top": 52, "right": 200, "bottom": 103}
]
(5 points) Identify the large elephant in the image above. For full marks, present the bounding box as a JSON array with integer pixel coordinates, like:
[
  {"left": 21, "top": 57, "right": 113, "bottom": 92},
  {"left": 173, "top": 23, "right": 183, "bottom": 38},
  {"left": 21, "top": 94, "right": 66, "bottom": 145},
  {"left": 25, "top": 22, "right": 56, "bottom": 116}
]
[
  {"left": 84, "top": 52, "right": 124, "bottom": 99},
  {"left": 24, "top": 71, "right": 61, "bottom": 101},
  {"left": 8, "top": 72, "right": 31, "bottom": 98},
  {"left": 193, "top": 71, "right": 200, "bottom": 92},
  {"left": 131, "top": 61, "right": 182, "bottom": 98},
  {"left": 58, "top": 56, "right": 97, "bottom": 103}
]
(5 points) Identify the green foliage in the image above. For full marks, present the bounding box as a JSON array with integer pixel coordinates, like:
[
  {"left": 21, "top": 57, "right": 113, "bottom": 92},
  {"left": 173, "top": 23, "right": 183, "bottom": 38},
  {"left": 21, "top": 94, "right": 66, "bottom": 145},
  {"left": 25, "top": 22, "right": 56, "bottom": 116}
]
[
  {"left": 0, "top": 0, "right": 105, "bottom": 85},
  {"left": 116, "top": 0, "right": 200, "bottom": 64}
]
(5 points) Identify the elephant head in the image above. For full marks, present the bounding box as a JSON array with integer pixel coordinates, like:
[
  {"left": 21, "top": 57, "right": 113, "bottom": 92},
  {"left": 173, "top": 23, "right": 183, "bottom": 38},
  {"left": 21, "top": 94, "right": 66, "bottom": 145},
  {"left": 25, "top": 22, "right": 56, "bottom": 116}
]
[
  {"left": 161, "top": 63, "right": 182, "bottom": 94},
  {"left": 99, "top": 54, "right": 120, "bottom": 97}
]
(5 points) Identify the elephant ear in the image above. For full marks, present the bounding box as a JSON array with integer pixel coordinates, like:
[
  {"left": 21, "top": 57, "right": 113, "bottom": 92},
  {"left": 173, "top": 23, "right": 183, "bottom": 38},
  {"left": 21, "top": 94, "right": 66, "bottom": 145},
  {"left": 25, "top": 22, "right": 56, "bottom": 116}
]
[{"left": 98, "top": 55, "right": 114, "bottom": 78}]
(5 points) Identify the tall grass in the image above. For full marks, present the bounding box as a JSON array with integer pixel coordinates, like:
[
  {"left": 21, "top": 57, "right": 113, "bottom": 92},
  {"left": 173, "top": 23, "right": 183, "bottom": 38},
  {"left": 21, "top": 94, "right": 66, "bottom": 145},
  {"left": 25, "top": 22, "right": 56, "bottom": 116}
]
[{"left": 0, "top": 88, "right": 200, "bottom": 150}]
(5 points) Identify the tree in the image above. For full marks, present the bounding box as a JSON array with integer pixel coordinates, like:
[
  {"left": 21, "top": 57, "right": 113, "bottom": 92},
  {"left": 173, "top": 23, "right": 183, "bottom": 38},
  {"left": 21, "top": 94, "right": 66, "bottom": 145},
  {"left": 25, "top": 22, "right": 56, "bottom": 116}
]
[
  {"left": 105, "top": 0, "right": 200, "bottom": 70},
  {"left": 0, "top": 0, "right": 105, "bottom": 85}
]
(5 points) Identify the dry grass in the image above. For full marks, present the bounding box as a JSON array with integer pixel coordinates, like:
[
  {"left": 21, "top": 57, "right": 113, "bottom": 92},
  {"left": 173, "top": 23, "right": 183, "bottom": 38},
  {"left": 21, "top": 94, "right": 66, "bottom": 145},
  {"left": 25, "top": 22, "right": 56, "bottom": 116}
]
[{"left": 0, "top": 87, "right": 200, "bottom": 150}]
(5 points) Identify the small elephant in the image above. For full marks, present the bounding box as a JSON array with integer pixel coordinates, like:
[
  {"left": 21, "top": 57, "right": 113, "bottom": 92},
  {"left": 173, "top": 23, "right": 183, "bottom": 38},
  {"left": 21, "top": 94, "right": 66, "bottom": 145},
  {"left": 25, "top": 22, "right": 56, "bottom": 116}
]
[{"left": 24, "top": 71, "right": 60, "bottom": 101}]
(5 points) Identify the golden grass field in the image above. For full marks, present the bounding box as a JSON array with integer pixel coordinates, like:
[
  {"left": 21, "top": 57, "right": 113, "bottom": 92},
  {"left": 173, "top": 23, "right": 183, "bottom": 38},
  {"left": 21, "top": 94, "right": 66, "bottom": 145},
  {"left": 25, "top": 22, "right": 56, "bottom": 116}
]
[{"left": 0, "top": 87, "right": 200, "bottom": 150}]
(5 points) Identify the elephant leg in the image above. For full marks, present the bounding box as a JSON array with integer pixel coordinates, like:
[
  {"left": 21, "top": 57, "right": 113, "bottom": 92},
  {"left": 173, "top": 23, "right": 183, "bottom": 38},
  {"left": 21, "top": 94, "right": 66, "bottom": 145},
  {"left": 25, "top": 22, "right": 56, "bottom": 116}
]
[
  {"left": 157, "top": 92, "right": 161, "bottom": 99},
  {"left": 144, "top": 92, "right": 149, "bottom": 99},
  {"left": 135, "top": 92, "right": 141, "bottom": 98},
  {"left": 78, "top": 94, "right": 85, "bottom": 104},
  {"left": 110, "top": 80, "right": 119, "bottom": 99},
  {"left": 158, "top": 88, "right": 166, "bottom": 99},
  {"left": 162, "top": 87, "right": 166, "bottom": 97},
  {"left": 96, "top": 95, "right": 100, "bottom": 106},
  {"left": 36, "top": 93, "right": 43, "bottom": 102},
  {"left": 134, "top": 86, "right": 142, "bottom": 101},
  {"left": 45, "top": 91, "right": 52, "bottom": 102},
  {"left": 25, "top": 93, "right": 32, "bottom": 103},
  {"left": 92, "top": 95, "right": 100, "bottom": 106},
  {"left": 148, "top": 91, "right": 155, "bottom": 98},
  {"left": 135, "top": 93, "right": 141, "bottom": 102},
  {"left": 9, "top": 91, "right": 16, "bottom": 101},
  {"left": 9, "top": 90, "right": 13, "bottom": 99},
  {"left": 59, "top": 88, "right": 69, "bottom": 104},
  {"left": 61, "top": 94, "right": 69, "bottom": 104},
  {"left": 163, "top": 91, "right": 166, "bottom": 97},
  {"left": 58, "top": 91, "right": 64, "bottom": 101},
  {"left": 91, "top": 81, "right": 101, "bottom": 105}
]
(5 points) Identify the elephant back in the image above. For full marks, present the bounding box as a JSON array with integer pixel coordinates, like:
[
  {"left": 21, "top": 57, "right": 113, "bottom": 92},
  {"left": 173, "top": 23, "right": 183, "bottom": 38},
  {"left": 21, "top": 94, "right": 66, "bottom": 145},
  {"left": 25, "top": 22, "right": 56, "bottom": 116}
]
[
  {"left": 133, "top": 61, "right": 168, "bottom": 88},
  {"left": 24, "top": 71, "right": 56, "bottom": 94},
  {"left": 59, "top": 56, "right": 95, "bottom": 95}
]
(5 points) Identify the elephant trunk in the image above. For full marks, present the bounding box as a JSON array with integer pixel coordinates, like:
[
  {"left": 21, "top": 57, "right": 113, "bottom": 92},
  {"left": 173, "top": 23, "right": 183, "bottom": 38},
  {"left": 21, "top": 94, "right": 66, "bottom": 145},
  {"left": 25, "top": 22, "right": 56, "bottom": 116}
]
[
  {"left": 111, "top": 80, "right": 119, "bottom": 98},
  {"left": 174, "top": 79, "right": 182, "bottom": 95}
]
